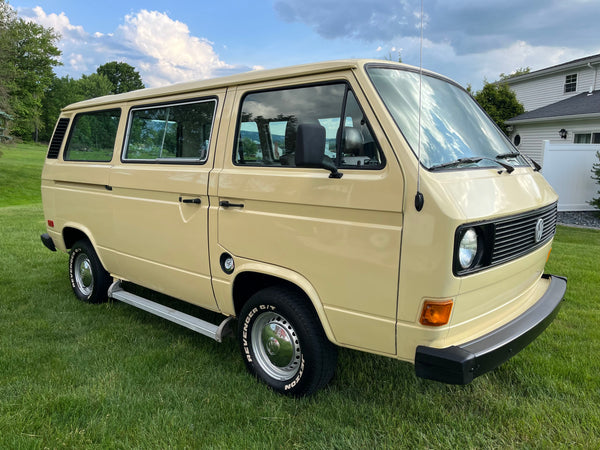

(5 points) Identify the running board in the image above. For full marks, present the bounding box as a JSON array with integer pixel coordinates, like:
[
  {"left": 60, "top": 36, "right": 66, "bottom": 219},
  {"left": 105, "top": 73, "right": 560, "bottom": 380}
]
[{"left": 108, "top": 280, "right": 233, "bottom": 343}]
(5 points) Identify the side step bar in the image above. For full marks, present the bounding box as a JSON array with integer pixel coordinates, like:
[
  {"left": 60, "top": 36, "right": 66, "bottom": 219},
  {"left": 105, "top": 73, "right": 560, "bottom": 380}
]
[{"left": 108, "top": 280, "right": 233, "bottom": 343}]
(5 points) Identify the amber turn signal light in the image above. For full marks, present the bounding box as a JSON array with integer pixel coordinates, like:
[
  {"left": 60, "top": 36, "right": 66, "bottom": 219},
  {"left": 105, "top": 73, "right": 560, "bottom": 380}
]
[{"left": 419, "top": 300, "right": 454, "bottom": 326}]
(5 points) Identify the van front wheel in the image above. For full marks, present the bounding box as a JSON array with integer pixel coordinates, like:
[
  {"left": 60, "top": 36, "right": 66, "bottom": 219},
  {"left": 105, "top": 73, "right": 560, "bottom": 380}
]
[
  {"left": 238, "top": 286, "right": 337, "bottom": 397},
  {"left": 68, "top": 240, "right": 111, "bottom": 304}
]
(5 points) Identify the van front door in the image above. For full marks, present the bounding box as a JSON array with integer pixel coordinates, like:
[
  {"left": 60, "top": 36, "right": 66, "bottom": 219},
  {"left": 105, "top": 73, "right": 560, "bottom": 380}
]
[
  {"left": 107, "top": 95, "right": 223, "bottom": 310},
  {"left": 216, "top": 81, "right": 404, "bottom": 355}
]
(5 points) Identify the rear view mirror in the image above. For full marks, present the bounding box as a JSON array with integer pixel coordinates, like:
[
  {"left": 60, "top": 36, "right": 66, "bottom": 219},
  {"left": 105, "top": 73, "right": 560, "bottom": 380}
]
[{"left": 295, "top": 123, "right": 342, "bottom": 178}]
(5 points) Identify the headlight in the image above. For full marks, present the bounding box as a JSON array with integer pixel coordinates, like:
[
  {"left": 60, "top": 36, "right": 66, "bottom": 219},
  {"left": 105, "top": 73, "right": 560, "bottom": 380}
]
[
  {"left": 454, "top": 223, "right": 492, "bottom": 276},
  {"left": 458, "top": 228, "right": 478, "bottom": 269}
]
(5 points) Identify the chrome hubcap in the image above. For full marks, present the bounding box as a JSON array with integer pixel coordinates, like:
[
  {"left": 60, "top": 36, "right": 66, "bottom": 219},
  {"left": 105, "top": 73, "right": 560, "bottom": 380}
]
[
  {"left": 252, "top": 312, "right": 302, "bottom": 381},
  {"left": 74, "top": 253, "right": 94, "bottom": 296}
]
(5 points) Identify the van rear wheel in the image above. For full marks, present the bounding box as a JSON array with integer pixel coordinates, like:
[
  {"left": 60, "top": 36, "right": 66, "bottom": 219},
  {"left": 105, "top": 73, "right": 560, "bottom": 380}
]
[
  {"left": 68, "top": 239, "right": 111, "bottom": 304},
  {"left": 238, "top": 286, "right": 337, "bottom": 397}
]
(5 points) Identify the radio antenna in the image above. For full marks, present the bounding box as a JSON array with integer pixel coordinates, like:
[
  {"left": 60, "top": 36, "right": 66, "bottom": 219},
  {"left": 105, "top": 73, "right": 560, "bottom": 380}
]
[{"left": 414, "top": 0, "right": 425, "bottom": 212}]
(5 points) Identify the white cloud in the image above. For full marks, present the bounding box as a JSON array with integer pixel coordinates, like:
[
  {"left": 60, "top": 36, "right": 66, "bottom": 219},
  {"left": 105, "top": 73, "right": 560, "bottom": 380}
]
[
  {"left": 18, "top": 7, "right": 235, "bottom": 88},
  {"left": 371, "top": 38, "right": 593, "bottom": 91},
  {"left": 115, "top": 10, "right": 232, "bottom": 87},
  {"left": 24, "top": 6, "right": 87, "bottom": 41}
]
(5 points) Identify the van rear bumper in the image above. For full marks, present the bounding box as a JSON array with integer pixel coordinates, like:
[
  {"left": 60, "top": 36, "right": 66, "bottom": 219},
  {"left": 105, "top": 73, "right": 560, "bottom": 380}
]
[
  {"left": 41, "top": 233, "right": 57, "bottom": 252},
  {"left": 414, "top": 274, "right": 567, "bottom": 385}
]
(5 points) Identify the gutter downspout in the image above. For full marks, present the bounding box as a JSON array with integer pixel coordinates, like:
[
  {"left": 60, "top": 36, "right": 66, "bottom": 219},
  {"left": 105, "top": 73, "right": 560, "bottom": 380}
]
[{"left": 587, "top": 63, "right": 598, "bottom": 93}]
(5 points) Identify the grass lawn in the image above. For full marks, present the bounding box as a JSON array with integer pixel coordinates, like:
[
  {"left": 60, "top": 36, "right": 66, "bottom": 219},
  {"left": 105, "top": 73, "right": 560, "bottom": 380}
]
[{"left": 1, "top": 143, "right": 599, "bottom": 448}]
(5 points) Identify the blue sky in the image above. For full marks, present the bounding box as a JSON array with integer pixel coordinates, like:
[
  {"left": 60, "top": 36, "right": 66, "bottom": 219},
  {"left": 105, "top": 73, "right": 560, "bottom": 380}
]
[{"left": 11, "top": 0, "right": 600, "bottom": 90}]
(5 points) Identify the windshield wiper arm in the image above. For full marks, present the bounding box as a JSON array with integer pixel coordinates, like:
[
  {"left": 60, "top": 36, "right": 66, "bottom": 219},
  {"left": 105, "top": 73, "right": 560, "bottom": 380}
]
[
  {"left": 496, "top": 152, "right": 521, "bottom": 160},
  {"left": 429, "top": 156, "right": 514, "bottom": 173},
  {"left": 522, "top": 154, "right": 542, "bottom": 172},
  {"left": 491, "top": 157, "right": 515, "bottom": 173},
  {"left": 429, "top": 157, "right": 483, "bottom": 171}
]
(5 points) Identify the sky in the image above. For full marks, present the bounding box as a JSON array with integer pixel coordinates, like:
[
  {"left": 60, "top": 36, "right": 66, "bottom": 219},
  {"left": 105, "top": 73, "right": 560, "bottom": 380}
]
[{"left": 10, "top": 0, "right": 600, "bottom": 90}]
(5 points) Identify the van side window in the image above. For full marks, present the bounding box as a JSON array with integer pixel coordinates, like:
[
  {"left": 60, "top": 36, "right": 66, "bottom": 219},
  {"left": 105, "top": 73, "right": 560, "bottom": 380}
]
[
  {"left": 64, "top": 109, "right": 121, "bottom": 162},
  {"left": 235, "top": 84, "right": 384, "bottom": 168},
  {"left": 124, "top": 99, "right": 216, "bottom": 163}
]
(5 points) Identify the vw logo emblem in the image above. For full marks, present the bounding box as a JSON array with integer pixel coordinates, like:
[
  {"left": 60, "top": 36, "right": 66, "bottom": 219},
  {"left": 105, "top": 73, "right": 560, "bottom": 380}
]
[{"left": 535, "top": 218, "right": 544, "bottom": 243}]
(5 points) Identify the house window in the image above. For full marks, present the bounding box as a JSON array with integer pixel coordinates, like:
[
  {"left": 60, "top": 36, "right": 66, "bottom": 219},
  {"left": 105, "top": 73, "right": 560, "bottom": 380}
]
[
  {"left": 574, "top": 133, "right": 600, "bottom": 144},
  {"left": 564, "top": 74, "right": 577, "bottom": 93}
]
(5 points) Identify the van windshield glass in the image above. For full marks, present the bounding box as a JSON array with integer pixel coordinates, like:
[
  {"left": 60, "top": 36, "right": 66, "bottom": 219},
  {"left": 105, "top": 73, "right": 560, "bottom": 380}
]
[{"left": 367, "top": 66, "right": 523, "bottom": 170}]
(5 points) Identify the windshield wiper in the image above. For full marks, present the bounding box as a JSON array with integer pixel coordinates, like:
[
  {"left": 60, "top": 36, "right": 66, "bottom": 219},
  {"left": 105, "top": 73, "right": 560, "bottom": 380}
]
[
  {"left": 522, "top": 154, "right": 542, "bottom": 172},
  {"left": 429, "top": 157, "right": 483, "bottom": 171},
  {"left": 496, "top": 152, "right": 521, "bottom": 160},
  {"left": 429, "top": 156, "right": 514, "bottom": 173}
]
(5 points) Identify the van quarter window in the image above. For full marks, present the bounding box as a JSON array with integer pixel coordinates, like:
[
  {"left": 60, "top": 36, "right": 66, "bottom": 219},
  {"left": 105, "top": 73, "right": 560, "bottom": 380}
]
[
  {"left": 124, "top": 99, "right": 216, "bottom": 163},
  {"left": 235, "top": 83, "right": 384, "bottom": 169},
  {"left": 64, "top": 109, "right": 121, "bottom": 162}
]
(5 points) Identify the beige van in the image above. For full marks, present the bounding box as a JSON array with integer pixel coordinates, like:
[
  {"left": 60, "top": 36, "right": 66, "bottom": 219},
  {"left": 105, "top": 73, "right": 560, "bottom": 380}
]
[{"left": 41, "top": 60, "right": 566, "bottom": 396}]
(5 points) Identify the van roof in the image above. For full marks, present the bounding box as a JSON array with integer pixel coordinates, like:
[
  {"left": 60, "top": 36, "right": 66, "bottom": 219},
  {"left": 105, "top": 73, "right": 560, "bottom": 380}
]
[{"left": 62, "top": 59, "right": 436, "bottom": 111}]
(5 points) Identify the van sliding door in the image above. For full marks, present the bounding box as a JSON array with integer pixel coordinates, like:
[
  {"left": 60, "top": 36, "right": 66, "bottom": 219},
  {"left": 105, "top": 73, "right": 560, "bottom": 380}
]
[{"left": 107, "top": 93, "right": 225, "bottom": 310}]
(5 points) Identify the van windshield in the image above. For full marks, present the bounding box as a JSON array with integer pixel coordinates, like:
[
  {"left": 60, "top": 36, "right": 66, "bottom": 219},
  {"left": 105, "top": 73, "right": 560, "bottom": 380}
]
[{"left": 367, "top": 66, "right": 524, "bottom": 170}]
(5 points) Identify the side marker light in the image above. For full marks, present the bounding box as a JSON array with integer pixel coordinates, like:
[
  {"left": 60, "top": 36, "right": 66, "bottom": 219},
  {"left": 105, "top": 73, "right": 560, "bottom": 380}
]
[{"left": 419, "top": 300, "right": 454, "bottom": 327}]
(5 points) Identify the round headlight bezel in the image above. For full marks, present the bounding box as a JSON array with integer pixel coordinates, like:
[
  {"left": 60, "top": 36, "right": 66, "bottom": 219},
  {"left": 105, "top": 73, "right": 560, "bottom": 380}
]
[
  {"left": 453, "top": 225, "right": 489, "bottom": 275},
  {"left": 458, "top": 228, "right": 479, "bottom": 269}
]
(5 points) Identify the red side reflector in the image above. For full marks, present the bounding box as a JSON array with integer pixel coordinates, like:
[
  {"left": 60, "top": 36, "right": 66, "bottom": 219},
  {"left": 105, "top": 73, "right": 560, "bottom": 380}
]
[{"left": 47, "top": 220, "right": 54, "bottom": 228}]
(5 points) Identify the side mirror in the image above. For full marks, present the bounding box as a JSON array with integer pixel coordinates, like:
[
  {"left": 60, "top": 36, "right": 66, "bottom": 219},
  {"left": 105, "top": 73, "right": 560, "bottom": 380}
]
[{"left": 295, "top": 123, "right": 343, "bottom": 178}]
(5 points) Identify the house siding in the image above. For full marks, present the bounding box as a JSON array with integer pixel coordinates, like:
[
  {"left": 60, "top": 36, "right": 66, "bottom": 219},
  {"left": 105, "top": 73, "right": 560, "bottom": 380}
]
[
  {"left": 510, "top": 118, "right": 600, "bottom": 166},
  {"left": 508, "top": 66, "right": 599, "bottom": 111}
]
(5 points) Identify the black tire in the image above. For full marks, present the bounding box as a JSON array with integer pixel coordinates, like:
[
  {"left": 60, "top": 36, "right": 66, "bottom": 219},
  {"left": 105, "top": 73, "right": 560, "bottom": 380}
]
[
  {"left": 238, "top": 285, "right": 338, "bottom": 397},
  {"left": 68, "top": 239, "right": 111, "bottom": 304}
]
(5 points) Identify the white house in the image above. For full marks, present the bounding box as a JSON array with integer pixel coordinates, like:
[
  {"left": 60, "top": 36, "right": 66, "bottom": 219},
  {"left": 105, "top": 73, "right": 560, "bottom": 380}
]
[
  {"left": 504, "top": 53, "right": 600, "bottom": 165},
  {"left": 504, "top": 54, "right": 600, "bottom": 211}
]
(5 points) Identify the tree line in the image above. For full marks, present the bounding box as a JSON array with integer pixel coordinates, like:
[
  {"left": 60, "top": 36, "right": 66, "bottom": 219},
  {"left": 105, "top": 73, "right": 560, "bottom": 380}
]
[{"left": 0, "top": 1, "right": 143, "bottom": 143}]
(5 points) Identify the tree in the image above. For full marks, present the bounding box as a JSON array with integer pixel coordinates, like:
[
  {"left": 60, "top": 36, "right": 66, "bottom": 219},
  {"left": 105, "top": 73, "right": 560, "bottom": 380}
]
[
  {"left": 0, "top": 1, "right": 17, "bottom": 119},
  {"left": 473, "top": 82, "right": 525, "bottom": 135},
  {"left": 499, "top": 67, "right": 531, "bottom": 81},
  {"left": 96, "top": 61, "right": 144, "bottom": 94},
  {"left": 39, "top": 73, "right": 114, "bottom": 142},
  {"left": 383, "top": 51, "right": 403, "bottom": 63},
  {"left": 0, "top": 0, "right": 61, "bottom": 141}
]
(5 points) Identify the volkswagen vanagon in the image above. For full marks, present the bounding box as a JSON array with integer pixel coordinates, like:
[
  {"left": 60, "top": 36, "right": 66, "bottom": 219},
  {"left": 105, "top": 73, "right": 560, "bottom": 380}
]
[{"left": 40, "top": 60, "right": 567, "bottom": 396}]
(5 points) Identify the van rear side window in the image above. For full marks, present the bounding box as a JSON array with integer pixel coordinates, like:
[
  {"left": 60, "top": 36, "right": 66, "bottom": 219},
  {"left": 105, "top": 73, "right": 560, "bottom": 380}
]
[
  {"left": 64, "top": 109, "right": 121, "bottom": 162},
  {"left": 124, "top": 99, "right": 216, "bottom": 163}
]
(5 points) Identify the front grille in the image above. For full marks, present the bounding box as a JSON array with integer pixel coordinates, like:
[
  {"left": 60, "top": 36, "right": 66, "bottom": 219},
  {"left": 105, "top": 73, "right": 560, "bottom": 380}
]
[{"left": 491, "top": 202, "right": 557, "bottom": 266}]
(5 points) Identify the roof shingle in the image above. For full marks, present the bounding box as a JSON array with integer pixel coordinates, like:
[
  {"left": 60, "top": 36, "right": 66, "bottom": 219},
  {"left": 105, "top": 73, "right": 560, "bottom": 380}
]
[{"left": 506, "top": 90, "right": 600, "bottom": 123}]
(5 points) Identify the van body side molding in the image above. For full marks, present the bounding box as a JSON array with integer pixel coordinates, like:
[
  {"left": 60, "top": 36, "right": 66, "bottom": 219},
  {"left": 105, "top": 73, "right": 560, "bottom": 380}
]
[{"left": 414, "top": 274, "right": 567, "bottom": 385}]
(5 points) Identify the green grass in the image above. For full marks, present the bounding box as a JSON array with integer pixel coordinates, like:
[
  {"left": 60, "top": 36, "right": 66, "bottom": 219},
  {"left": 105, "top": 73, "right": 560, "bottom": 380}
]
[
  {"left": 0, "top": 143, "right": 47, "bottom": 207},
  {"left": 1, "top": 143, "right": 599, "bottom": 448}
]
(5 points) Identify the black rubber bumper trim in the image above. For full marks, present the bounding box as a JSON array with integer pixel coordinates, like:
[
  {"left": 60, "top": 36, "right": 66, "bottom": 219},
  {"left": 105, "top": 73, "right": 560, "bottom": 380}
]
[
  {"left": 40, "top": 233, "right": 57, "bottom": 252},
  {"left": 415, "top": 274, "right": 567, "bottom": 384}
]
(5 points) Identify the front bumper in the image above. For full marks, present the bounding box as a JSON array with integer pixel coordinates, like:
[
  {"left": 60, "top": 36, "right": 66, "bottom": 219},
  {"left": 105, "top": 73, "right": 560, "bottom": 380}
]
[{"left": 415, "top": 274, "right": 567, "bottom": 384}]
